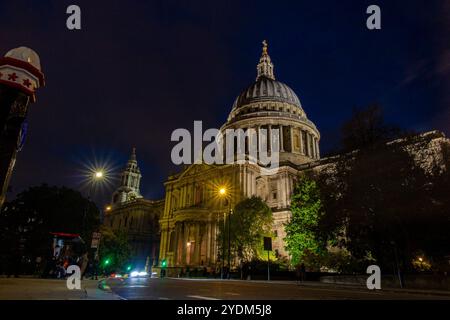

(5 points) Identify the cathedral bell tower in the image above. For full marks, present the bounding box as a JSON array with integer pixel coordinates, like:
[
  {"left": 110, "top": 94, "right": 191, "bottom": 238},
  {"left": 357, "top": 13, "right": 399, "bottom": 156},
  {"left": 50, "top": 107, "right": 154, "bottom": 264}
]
[{"left": 111, "top": 148, "right": 143, "bottom": 205}]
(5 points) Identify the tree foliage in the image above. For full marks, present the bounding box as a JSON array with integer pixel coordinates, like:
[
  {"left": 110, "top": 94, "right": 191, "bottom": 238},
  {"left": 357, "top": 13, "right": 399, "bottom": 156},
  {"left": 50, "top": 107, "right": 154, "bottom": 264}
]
[
  {"left": 217, "top": 196, "right": 273, "bottom": 265},
  {"left": 284, "top": 177, "right": 327, "bottom": 268},
  {"left": 0, "top": 184, "right": 100, "bottom": 260},
  {"left": 285, "top": 105, "right": 450, "bottom": 273},
  {"left": 340, "top": 104, "right": 407, "bottom": 153},
  {"left": 317, "top": 116, "right": 450, "bottom": 272},
  {"left": 98, "top": 225, "right": 131, "bottom": 273}
]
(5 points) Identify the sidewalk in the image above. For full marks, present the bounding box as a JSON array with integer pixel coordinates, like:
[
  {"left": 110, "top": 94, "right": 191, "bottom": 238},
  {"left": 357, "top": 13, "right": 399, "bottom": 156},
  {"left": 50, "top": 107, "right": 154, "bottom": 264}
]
[
  {"left": 0, "top": 277, "right": 122, "bottom": 300},
  {"left": 169, "top": 277, "right": 450, "bottom": 297}
]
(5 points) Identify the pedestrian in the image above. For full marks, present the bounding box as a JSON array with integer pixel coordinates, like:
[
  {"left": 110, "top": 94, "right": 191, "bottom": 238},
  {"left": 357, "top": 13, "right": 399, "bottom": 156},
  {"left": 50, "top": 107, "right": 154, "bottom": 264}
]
[
  {"left": 56, "top": 259, "right": 65, "bottom": 279},
  {"left": 295, "top": 264, "right": 302, "bottom": 285},
  {"left": 300, "top": 263, "right": 306, "bottom": 282},
  {"left": 92, "top": 256, "right": 99, "bottom": 280},
  {"left": 79, "top": 252, "right": 89, "bottom": 279},
  {"left": 35, "top": 256, "right": 42, "bottom": 276}
]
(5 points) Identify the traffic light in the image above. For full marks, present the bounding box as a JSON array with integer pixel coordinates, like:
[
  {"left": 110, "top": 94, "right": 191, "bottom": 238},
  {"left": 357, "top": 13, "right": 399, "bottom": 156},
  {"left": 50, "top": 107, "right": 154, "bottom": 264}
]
[
  {"left": 103, "top": 258, "right": 111, "bottom": 266},
  {"left": 126, "top": 265, "right": 132, "bottom": 271},
  {"left": 161, "top": 259, "right": 167, "bottom": 268}
]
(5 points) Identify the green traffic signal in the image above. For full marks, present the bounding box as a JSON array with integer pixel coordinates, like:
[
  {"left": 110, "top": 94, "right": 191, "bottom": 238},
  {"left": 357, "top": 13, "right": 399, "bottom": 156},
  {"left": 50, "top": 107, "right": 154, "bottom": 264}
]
[
  {"left": 103, "top": 258, "right": 110, "bottom": 266},
  {"left": 126, "top": 265, "right": 132, "bottom": 271},
  {"left": 161, "top": 259, "right": 167, "bottom": 268}
]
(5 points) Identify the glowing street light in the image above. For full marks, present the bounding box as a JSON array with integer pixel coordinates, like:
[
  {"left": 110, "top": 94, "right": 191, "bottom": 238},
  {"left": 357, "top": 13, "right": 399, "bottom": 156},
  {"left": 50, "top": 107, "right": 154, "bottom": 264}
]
[
  {"left": 94, "top": 170, "right": 104, "bottom": 179},
  {"left": 218, "top": 186, "right": 232, "bottom": 279}
]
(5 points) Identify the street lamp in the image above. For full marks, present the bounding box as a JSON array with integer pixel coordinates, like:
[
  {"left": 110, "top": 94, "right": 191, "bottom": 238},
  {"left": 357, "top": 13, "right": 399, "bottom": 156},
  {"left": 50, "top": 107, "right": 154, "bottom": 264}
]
[
  {"left": 94, "top": 171, "right": 104, "bottom": 179},
  {"left": 83, "top": 168, "right": 106, "bottom": 238},
  {"left": 218, "top": 186, "right": 232, "bottom": 280}
]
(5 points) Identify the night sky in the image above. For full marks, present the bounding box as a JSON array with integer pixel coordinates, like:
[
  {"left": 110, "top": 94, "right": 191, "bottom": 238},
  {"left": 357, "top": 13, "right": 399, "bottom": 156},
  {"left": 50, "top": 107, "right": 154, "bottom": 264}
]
[{"left": 1, "top": 0, "right": 449, "bottom": 205}]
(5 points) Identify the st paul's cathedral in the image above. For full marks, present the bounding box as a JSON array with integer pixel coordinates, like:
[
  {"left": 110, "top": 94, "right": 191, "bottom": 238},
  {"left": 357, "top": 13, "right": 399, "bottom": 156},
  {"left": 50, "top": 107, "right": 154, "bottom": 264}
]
[{"left": 104, "top": 42, "right": 449, "bottom": 272}]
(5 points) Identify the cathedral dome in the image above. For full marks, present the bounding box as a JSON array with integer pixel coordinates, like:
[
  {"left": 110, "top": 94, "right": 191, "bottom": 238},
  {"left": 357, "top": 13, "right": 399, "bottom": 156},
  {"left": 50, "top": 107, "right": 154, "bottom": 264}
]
[
  {"left": 226, "top": 40, "right": 308, "bottom": 124},
  {"left": 222, "top": 41, "right": 321, "bottom": 165},
  {"left": 232, "top": 77, "right": 301, "bottom": 110}
]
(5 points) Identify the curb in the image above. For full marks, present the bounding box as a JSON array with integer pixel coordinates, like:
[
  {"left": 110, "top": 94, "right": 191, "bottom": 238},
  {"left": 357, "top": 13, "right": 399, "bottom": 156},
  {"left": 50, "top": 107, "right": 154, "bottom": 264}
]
[{"left": 168, "top": 277, "right": 450, "bottom": 297}]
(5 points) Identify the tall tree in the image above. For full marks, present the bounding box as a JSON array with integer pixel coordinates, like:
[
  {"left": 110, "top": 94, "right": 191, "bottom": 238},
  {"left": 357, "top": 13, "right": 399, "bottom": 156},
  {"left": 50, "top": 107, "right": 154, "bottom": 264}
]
[
  {"left": 0, "top": 184, "right": 100, "bottom": 261},
  {"left": 98, "top": 226, "right": 131, "bottom": 274},
  {"left": 319, "top": 135, "right": 450, "bottom": 273},
  {"left": 340, "top": 104, "right": 405, "bottom": 152},
  {"left": 217, "top": 196, "right": 273, "bottom": 265},
  {"left": 284, "top": 176, "right": 328, "bottom": 269}
]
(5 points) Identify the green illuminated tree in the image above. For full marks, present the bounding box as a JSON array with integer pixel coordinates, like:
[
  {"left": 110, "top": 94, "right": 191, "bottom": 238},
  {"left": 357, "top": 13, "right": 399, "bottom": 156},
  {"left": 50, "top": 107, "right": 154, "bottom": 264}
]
[
  {"left": 98, "top": 226, "right": 131, "bottom": 273},
  {"left": 217, "top": 196, "right": 273, "bottom": 265},
  {"left": 284, "top": 177, "right": 327, "bottom": 268}
]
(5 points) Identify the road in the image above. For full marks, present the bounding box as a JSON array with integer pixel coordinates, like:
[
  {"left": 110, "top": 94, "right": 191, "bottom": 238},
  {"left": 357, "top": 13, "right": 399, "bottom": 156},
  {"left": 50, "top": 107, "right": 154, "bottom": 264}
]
[{"left": 103, "top": 277, "right": 450, "bottom": 300}]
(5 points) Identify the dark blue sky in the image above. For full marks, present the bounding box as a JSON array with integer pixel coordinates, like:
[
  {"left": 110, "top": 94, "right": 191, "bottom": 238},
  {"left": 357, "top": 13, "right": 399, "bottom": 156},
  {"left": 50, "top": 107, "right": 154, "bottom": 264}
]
[{"left": 1, "top": 0, "right": 449, "bottom": 205}]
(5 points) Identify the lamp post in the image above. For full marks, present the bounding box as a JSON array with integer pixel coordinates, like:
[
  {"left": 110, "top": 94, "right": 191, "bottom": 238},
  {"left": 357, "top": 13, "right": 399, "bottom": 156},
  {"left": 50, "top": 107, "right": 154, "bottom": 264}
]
[
  {"left": 227, "top": 208, "right": 232, "bottom": 279},
  {"left": 83, "top": 169, "right": 105, "bottom": 237},
  {"left": 82, "top": 169, "right": 106, "bottom": 277},
  {"left": 218, "top": 187, "right": 232, "bottom": 280}
]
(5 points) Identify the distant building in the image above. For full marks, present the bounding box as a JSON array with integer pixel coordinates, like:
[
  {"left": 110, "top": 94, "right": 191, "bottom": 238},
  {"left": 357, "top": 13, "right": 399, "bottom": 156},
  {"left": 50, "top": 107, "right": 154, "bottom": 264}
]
[
  {"left": 159, "top": 41, "right": 322, "bottom": 270},
  {"left": 103, "top": 149, "right": 164, "bottom": 270},
  {"left": 157, "top": 41, "right": 450, "bottom": 272},
  {"left": 107, "top": 42, "right": 449, "bottom": 273}
]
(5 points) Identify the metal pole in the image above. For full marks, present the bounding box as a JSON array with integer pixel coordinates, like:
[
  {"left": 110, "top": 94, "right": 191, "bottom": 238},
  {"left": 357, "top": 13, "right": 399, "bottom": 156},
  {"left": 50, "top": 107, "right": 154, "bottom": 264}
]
[
  {"left": 221, "top": 211, "right": 225, "bottom": 279},
  {"left": 166, "top": 213, "right": 170, "bottom": 260},
  {"left": 267, "top": 250, "right": 270, "bottom": 281},
  {"left": 227, "top": 209, "right": 231, "bottom": 279},
  {"left": 83, "top": 182, "right": 94, "bottom": 238},
  {"left": 393, "top": 243, "right": 403, "bottom": 288}
]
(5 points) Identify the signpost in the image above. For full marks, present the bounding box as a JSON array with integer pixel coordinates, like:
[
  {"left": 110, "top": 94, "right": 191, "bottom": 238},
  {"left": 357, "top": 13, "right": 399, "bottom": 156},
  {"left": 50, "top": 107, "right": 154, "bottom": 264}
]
[
  {"left": 91, "top": 232, "right": 101, "bottom": 261},
  {"left": 263, "top": 237, "right": 272, "bottom": 281},
  {"left": 91, "top": 232, "right": 101, "bottom": 249}
]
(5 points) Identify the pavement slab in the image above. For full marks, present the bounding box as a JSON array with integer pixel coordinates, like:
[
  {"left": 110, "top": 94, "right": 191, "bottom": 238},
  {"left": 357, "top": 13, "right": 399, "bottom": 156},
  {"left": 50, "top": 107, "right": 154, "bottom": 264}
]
[{"left": 0, "top": 278, "right": 121, "bottom": 300}]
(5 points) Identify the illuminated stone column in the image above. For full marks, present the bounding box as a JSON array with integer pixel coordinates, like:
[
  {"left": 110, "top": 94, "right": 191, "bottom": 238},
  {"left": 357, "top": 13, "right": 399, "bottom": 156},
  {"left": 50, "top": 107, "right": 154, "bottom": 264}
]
[
  {"left": 299, "top": 129, "right": 304, "bottom": 155},
  {"left": 315, "top": 138, "right": 320, "bottom": 159},
  {"left": 0, "top": 47, "right": 45, "bottom": 207}
]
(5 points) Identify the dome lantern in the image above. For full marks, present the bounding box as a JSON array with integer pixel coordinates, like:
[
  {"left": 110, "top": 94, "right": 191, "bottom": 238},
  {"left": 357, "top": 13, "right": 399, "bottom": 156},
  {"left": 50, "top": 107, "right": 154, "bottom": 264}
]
[{"left": 256, "top": 40, "right": 275, "bottom": 81}]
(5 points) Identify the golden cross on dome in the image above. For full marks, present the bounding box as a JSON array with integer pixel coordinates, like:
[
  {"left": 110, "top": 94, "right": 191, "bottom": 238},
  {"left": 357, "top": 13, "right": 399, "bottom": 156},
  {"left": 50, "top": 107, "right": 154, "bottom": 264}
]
[{"left": 262, "top": 40, "right": 268, "bottom": 54}]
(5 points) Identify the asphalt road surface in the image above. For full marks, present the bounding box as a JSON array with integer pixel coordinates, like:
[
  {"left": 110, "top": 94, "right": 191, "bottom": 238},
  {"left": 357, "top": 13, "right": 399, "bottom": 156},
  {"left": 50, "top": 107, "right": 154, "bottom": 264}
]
[{"left": 104, "top": 277, "right": 450, "bottom": 300}]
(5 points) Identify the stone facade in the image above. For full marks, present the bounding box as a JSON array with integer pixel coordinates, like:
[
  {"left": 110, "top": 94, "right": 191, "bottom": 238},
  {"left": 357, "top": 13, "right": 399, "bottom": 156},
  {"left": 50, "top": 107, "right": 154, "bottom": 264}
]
[
  {"left": 110, "top": 42, "right": 449, "bottom": 273},
  {"left": 158, "top": 41, "right": 321, "bottom": 270},
  {"left": 104, "top": 149, "right": 164, "bottom": 270}
]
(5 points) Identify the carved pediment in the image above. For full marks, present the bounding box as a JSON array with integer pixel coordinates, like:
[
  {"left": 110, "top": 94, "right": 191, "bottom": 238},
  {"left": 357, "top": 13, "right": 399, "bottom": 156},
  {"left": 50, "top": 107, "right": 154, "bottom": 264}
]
[{"left": 177, "top": 164, "right": 218, "bottom": 180}]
